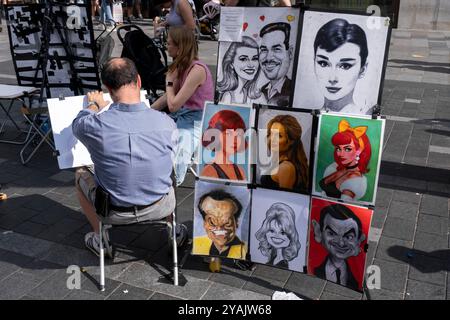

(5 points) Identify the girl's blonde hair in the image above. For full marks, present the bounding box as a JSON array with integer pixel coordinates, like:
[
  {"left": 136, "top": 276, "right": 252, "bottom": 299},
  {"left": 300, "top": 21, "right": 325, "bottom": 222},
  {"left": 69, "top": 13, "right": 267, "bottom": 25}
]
[{"left": 168, "top": 26, "right": 198, "bottom": 77}]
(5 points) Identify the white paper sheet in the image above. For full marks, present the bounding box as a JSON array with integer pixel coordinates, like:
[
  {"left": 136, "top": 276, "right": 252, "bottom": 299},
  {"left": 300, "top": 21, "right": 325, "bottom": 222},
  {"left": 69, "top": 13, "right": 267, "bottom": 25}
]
[
  {"left": 218, "top": 7, "right": 245, "bottom": 42},
  {"left": 47, "top": 91, "right": 150, "bottom": 169}
]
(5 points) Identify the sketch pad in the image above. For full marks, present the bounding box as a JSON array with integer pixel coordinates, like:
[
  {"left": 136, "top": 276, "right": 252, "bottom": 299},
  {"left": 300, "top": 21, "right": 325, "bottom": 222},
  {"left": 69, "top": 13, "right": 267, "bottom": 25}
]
[{"left": 48, "top": 91, "right": 150, "bottom": 169}]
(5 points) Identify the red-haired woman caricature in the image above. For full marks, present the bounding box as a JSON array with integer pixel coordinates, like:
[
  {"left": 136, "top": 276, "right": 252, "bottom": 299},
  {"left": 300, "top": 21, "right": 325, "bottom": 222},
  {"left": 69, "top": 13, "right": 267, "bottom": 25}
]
[
  {"left": 201, "top": 109, "right": 247, "bottom": 181},
  {"left": 319, "top": 119, "right": 371, "bottom": 201}
]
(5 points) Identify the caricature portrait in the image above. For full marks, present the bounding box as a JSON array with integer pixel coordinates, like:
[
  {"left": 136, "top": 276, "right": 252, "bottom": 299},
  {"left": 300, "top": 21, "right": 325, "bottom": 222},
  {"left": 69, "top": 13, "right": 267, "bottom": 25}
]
[
  {"left": 292, "top": 11, "right": 390, "bottom": 114},
  {"left": 255, "top": 203, "right": 300, "bottom": 268},
  {"left": 193, "top": 181, "right": 250, "bottom": 260},
  {"left": 217, "top": 36, "right": 263, "bottom": 105},
  {"left": 217, "top": 7, "right": 300, "bottom": 108},
  {"left": 199, "top": 103, "right": 251, "bottom": 183},
  {"left": 256, "top": 107, "right": 313, "bottom": 193},
  {"left": 308, "top": 197, "right": 373, "bottom": 291},
  {"left": 313, "top": 114, "right": 385, "bottom": 206},
  {"left": 250, "top": 188, "right": 309, "bottom": 272},
  {"left": 259, "top": 22, "right": 294, "bottom": 108}
]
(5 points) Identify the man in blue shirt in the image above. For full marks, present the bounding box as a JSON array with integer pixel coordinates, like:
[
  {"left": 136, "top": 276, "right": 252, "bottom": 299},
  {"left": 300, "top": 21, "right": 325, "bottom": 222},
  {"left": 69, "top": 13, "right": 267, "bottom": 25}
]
[{"left": 73, "top": 57, "right": 186, "bottom": 258}]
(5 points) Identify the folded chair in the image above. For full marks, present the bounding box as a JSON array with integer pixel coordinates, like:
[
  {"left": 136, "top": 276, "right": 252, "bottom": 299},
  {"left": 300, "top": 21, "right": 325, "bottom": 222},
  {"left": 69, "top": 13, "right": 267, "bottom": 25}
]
[{"left": 97, "top": 170, "right": 186, "bottom": 291}]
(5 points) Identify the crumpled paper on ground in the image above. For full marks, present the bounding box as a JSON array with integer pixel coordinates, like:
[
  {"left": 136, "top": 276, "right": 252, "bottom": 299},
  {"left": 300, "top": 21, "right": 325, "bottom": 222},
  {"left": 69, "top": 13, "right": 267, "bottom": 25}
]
[{"left": 272, "top": 291, "right": 303, "bottom": 300}]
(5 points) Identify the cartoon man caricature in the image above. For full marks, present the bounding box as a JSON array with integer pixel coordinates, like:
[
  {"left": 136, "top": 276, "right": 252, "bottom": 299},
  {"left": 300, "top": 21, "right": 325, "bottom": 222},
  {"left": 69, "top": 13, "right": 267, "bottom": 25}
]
[
  {"left": 259, "top": 22, "right": 294, "bottom": 108},
  {"left": 194, "top": 190, "right": 247, "bottom": 259},
  {"left": 311, "top": 203, "right": 366, "bottom": 290}
]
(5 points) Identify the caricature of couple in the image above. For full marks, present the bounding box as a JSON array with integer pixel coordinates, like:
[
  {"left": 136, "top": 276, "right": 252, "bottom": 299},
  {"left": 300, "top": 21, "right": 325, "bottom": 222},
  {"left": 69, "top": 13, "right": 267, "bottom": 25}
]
[{"left": 217, "top": 22, "right": 293, "bottom": 108}]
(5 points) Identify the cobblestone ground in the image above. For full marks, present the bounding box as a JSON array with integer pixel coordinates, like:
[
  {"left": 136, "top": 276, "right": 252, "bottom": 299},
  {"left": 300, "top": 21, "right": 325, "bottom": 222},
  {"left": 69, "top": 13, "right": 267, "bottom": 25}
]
[{"left": 0, "top": 20, "right": 449, "bottom": 300}]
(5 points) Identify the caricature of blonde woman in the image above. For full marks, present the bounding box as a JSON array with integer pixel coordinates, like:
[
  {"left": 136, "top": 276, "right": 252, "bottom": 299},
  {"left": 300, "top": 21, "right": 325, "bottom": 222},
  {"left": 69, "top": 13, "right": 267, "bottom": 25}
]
[{"left": 255, "top": 202, "right": 300, "bottom": 269}]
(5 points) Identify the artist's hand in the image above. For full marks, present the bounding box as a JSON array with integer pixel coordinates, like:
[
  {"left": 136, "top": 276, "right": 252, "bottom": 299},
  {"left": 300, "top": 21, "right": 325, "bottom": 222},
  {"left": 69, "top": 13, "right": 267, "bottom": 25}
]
[{"left": 87, "top": 91, "right": 109, "bottom": 111}]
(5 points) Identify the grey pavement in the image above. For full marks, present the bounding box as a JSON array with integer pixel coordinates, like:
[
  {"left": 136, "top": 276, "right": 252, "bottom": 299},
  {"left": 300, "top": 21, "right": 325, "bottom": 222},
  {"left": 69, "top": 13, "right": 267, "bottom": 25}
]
[{"left": 0, "top": 19, "right": 449, "bottom": 300}]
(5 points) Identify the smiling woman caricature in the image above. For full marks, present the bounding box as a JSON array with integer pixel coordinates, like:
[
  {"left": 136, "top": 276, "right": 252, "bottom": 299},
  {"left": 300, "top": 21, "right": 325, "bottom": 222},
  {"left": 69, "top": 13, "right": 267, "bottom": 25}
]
[
  {"left": 217, "top": 36, "right": 262, "bottom": 104},
  {"left": 314, "top": 18, "right": 369, "bottom": 114},
  {"left": 255, "top": 203, "right": 301, "bottom": 269},
  {"left": 319, "top": 119, "right": 372, "bottom": 201}
]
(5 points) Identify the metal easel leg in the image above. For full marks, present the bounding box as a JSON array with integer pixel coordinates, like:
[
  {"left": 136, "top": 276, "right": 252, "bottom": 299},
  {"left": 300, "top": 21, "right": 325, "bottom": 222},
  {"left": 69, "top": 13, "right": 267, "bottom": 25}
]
[{"left": 19, "top": 115, "right": 55, "bottom": 164}]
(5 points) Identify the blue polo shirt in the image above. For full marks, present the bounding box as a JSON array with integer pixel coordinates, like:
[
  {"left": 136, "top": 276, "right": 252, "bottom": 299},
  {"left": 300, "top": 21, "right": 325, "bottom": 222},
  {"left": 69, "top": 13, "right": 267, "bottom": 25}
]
[{"left": 73, "top": 102, "right": 176, "bottom": 206}]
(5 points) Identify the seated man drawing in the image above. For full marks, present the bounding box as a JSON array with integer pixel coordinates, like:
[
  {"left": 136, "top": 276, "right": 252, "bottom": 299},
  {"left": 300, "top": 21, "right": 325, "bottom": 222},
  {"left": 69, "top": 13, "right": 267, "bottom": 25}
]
[{"left": 73, "top": 57, "right": 187, "bottom": 258}]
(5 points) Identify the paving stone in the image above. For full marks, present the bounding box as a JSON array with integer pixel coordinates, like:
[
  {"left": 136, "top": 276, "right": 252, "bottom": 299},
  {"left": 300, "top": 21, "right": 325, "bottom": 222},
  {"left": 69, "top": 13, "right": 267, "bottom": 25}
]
[
  {"left": 30, "top": 211, "right": 66, "bottom": 226},
  {"left": 150, "top": 292, "right": 184, "bottom": 300},
  {"left": 61, "top": 232, "right": 86, "bottom": 250},
  {"left": 23, "top": 195, "right": 61, "bottom": 212},
  {"left": 252, "top": 264, "right": 292, "bottom": 283},
  {"left": 371, "top": 207, "right": 388, "bottom": 229},
  {"left": 405, "top": 280, "right": 445, "bottom": 300},
  {"left": 36, "top": 218, "right": 86, "bottom": 242},
  {"left": 242, "top": 277, "right": 285, "bottom": 297},
  {"left": 109, "top": 228, "right": 140, "bottom": 246},
  {"left": 417, "top": 213, "right": 448, "bottom": 236},
  {"left": 48, "top": 171, "right": 75, "bottom": 183},
  {"left": 20, "top": 259, "right": 64, "bottom": 282},
  {"left": 323, "top": 281, "right": 364, "bottom": 299},
  {"left": 207, "top": 263, "right": 253, "bottom": 289},
  {"left": 81, "top": 275, "right": 122, "bottom": 297},
  {"left": 387, "top": 201, "right": 419, "bottom": 221},
  {"left": 80, "top": 258, "right": 136, "bottom": 281},
  {"left": 420, "top": 195, "right": 449, "bottom": 217},
  {"left": 40, "top": 243, "right": 98, "bottom": 267},
  {"left": 376, "top": 236, "right": 413, "bottom": 265},
  {"left": 0, "top": 231, "right": 54, "bottom": 258},
  {"left": 116, "top": 262, "right": 211, "bottom": 300},
  {"left": 65, "top": 289, "right": 105, "bottom": 300},
  {"left": 14, "top": 221, "right": 48, "bottom": 237},
  {"left": 382, "top": 217, "right": 416, "bottom": 241},
  {"left": 27, "top": 269, "right": 78, "bottom": 300},
  {"left": 428, "top": 152, "right": 450, "bottom": 170},
  {"left": 284, "top": 272, "right": 326, "bottom": 300},
  {"left": 0, "top": 207, "right": 41, "bottom": 229},
  {"left": 129, "top": 225, "right": 169, "bottom": 252},
  {"left": 107, "top": 283, "right": 153, "bottom": 300},
  {"left": 363, "top": 288, "right": 404, "bottom": 300},
  {"left": 0, "top": 271, "right": 43, "bottom": 300},
  {"left": 202, "top": 282, "right": 271, "bottom": 300},
  {"left": 413, "top": 231, "right": 448, "bottom": 260},
  {"left": 0, "top": 251, "right": 33, "bottom": 282},
  {"left": 374, "top": 188, "right": 393, "bottom": 208},
  {"left": 372, "top": 258, "right": 408, "bottom": 293},
  {"left": 366, "top": 241, "right": 378, "bottom": 266},
  {"left": 392, "top": 190, "right": 422, "bottom": 205},
  {"left": 179, "top": 255, "right": 212, "bottom": 281},
  {"left": 408, "top": 254, "right": 447, "bottom": 286},
  {"left": 320, "top": 292, "right": 356, "bottom": 300}
]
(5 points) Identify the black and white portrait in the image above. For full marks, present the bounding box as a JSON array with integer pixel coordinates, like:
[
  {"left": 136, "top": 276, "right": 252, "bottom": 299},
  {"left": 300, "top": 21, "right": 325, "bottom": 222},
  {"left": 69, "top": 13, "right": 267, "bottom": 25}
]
[
  {"left": 217, "top": 7, "right": 300, "bottom": 108},
  {"left": 292, "top": 11, "right": 390, "bottom": 115},
  {"left": 249, "top": 188, "right": 309, "bottom": 272}
]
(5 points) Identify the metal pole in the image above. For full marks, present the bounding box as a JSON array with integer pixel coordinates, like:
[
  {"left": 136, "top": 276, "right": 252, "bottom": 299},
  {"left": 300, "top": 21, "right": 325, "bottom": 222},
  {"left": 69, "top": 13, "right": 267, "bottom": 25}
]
[
  {"left": 99, "top": 221, "right": 105, "bottom": 291},
  {"left": 172, "top": 211, "right": 179, "bottom": 286}
]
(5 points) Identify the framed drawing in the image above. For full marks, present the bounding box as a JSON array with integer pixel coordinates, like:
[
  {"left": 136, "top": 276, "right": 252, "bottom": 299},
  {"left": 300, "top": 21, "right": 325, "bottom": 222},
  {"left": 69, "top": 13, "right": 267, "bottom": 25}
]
[{"left": 292, "top": 10, "right": 391, "bottom": 115}]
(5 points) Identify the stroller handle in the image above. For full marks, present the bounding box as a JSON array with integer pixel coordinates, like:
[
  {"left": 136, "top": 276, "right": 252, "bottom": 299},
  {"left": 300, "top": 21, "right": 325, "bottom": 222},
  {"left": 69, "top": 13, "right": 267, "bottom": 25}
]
[{"left": 116, "top": 24, "right": 146, "bottom": 45}]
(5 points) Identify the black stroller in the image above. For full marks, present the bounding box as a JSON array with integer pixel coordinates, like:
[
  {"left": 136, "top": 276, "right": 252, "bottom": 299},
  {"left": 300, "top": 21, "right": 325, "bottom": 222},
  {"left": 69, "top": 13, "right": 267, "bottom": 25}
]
[{"left": 117, "top": 24, "right": 168, "bottom": 98}]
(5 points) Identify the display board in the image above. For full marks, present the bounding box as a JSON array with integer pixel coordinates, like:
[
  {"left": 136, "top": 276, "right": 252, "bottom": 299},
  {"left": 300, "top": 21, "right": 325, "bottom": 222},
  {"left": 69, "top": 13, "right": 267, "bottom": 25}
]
[{"left": 5, "top": 2, "right": 101, "bottom": 98}]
